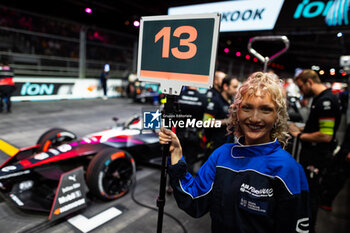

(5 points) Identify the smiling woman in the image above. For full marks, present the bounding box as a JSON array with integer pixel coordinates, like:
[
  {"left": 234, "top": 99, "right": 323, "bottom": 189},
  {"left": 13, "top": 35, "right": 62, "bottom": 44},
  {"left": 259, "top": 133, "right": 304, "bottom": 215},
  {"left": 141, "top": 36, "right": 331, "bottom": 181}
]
[
  {"left": 159, "top": 71, "right": 310, "bottom": 233},
  {"left": 227, "top": 71, "right": 290, "bottom": 147},
  {"left": 237, "top": 93, "right": 277, "bottom": 145}
]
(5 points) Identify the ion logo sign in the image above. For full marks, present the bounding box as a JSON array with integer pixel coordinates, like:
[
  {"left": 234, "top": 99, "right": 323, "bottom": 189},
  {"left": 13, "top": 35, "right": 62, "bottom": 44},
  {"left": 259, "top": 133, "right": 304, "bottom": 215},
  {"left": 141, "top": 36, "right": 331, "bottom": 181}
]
[
  {"left": 293, "top": 0, "right": 349, "bottom": 26},
  {"left": 293, "top": 0, "right": 334, "bottom": 19},
  {"left": 143, "top": 109, "right": 161, "bottom": 129},
  {"left": 13, "top": 81, "right": 75, "bottom": 97},
  {"left": 20, "top": 82, "right": 54, "bottom": 96}
]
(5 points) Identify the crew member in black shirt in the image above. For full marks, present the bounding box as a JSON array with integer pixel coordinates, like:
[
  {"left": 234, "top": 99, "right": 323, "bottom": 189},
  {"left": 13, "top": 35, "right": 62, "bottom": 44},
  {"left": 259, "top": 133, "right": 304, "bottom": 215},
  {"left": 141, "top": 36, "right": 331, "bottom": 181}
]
[
  {"left": 206, "top": 71, "right": 225, "bottom": 103},
  {"left": 176, "top": 86, "right": 207, "bottom": 174},
  {"left": 203, "top": 76, "right": 239, "bottom": 159},
  {"left": 289, "top": 69, "right": 341, "bottom": 233}
]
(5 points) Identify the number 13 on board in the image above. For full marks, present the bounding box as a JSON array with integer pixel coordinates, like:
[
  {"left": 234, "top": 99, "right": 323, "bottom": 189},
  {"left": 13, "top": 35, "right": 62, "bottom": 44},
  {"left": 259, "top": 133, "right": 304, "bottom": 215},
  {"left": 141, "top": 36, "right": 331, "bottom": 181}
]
[{"left": 155, "top": 26, "right": 197, "bottom": 60}]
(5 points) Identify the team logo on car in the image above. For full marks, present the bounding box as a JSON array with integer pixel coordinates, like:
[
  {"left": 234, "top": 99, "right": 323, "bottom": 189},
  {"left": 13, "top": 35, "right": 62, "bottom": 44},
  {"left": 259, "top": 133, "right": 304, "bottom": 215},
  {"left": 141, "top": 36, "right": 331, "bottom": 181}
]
[
  {"left": 143, "top": 109, "right": 161, "bottom": 129},
  {"left": 1, "top": 166, "right": 17, "bottom": 172},
  {"left": 68, "top": 175, "right": 77, "bottom": 182},
  {"left": 34, "top": 152, "right": 50, "bottom": 160}
]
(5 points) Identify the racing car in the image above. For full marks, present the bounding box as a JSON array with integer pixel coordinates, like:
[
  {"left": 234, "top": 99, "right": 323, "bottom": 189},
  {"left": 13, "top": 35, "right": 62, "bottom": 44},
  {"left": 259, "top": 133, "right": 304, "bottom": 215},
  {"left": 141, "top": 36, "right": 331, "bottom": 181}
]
[{"left": 0, "top": 115, "right": 161, "bottom": 219}]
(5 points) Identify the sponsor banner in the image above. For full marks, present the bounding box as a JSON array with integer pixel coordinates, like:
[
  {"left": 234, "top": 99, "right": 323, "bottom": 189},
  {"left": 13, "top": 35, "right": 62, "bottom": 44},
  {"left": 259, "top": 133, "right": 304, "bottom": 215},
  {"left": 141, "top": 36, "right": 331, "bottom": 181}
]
[
  {"left": 168, "top": 0, "right": 284, "bottom": 32},
  {"left": 169, "top": 0, "right": 350, "bottom": 32},
  {"left": 276, "top": 0, "right": 350, "bottom": 30},
  {"left": 49, "top": 167, "right": 87, "bottom": 221},
  {"left": 11, "top": 77, "right": 123, "bottom": 101}
]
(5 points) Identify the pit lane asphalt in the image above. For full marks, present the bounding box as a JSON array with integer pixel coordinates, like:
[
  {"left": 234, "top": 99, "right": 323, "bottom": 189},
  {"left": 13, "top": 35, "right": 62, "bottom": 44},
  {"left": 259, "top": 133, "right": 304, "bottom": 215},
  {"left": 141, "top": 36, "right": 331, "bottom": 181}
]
[{"left": 0, "top": 97, "right": 349, "bottom": 233}]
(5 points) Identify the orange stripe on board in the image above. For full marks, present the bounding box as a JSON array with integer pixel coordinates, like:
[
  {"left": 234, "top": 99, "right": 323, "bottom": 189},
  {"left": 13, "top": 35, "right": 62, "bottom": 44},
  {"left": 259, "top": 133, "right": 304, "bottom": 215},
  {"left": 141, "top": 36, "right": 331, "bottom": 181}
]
[{"left": 140, "top": 70, "right": 209, "bottom": 83}]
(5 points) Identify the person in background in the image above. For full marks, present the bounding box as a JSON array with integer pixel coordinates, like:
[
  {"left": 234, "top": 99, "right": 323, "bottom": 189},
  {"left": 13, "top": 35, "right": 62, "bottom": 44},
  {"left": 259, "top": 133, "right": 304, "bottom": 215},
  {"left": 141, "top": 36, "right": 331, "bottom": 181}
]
[
  {"left": 206, "top": 71, "right": 225, "bottom": 103},
  {"left": 160, "top": 72, "right": 310, "bottom": 233},
  {"left": 288, "top": 69, "right": 341, "bottom": 232},
  {"left": 0, "top": 61, "right": 15, "bottom": 113},
  {"left": 176, "top": 86, "right": 207, "bottom": 174},
  {"left": 285, "top": 77, "right": 304, "bottom": 123},
  {"left": 202, "top": 75, "right": 239, "bottom": 159},
  {"left": 100, "top": 65, "right": 109, "bottom": 100}
]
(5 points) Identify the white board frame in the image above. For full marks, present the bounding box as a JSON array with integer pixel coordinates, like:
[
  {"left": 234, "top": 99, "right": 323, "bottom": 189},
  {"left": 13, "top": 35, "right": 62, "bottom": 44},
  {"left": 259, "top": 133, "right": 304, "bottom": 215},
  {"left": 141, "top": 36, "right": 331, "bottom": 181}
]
[{"left": 137, "top": 13, "right": 221, "bottom": 95}]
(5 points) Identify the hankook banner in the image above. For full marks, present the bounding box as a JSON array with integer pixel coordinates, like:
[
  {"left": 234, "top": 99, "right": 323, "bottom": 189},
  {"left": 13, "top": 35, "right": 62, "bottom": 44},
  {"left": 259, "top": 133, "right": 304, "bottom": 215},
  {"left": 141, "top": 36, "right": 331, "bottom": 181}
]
[
  {"left": 168, "top": 0, "right": 350, "bottom": 32},
  {"left": 168, "top": 0, "right": 284, "bottom": 32}
]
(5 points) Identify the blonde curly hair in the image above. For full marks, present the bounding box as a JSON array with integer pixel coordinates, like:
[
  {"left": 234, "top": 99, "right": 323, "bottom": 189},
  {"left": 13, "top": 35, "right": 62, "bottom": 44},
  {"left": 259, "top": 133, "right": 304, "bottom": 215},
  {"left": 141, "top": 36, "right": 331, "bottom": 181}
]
[{"left": 227, "top": 72, "right": 290, "bottom": 148}]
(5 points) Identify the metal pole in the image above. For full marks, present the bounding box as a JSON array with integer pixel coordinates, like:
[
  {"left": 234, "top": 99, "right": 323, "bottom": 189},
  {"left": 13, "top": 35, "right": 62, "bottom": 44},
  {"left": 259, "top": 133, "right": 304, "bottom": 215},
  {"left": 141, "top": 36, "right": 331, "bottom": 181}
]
[
  {"left": 79, "top": 26, "right": 86, "bottom": 79},
  {"left": 156, "top": 95, "right": 174, "bottom": 233},
  {"left": 263, "top": 57, "right": 268, "bottom": 73},
  {"left": 247, "top": 36, "right": 290, "bottom": 72}
]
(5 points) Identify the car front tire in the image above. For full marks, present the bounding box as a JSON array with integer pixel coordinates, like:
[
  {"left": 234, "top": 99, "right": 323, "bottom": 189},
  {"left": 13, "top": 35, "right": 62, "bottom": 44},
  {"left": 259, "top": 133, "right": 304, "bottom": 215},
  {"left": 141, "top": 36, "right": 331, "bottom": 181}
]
[{"left": 86, "top": 148, "right": 136, "bottom": 201}]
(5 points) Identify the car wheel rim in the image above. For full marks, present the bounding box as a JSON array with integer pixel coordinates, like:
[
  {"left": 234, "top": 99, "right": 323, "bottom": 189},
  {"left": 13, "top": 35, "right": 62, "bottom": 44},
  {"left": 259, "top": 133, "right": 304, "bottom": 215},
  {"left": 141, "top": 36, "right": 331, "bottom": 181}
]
[{"left": 102, "top": 158, "right": 133, "bottom": 197}]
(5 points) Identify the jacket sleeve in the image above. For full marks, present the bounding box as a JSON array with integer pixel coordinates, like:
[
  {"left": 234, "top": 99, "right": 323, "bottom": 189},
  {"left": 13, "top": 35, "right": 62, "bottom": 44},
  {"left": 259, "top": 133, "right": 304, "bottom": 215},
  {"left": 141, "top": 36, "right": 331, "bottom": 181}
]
[
  {"left": 274, "top": 164, "right": 310, "bottom": 233},
  {"left": 168, "top": 152, "right": 217, "bottom": 218}
]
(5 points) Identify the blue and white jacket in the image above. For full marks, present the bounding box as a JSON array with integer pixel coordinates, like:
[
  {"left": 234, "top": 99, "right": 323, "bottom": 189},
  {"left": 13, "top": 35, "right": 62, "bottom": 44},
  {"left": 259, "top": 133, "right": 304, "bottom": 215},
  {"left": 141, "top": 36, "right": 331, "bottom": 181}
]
[{"left": 168, "top": 139, "right": 310, "bottom": 233}]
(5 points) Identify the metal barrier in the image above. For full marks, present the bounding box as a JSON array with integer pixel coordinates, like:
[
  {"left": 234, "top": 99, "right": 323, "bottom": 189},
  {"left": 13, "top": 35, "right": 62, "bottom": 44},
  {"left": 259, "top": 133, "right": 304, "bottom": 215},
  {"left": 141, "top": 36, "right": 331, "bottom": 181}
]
[
  {"left": 0, "top": 51, "right": 130, "bottom": 78},
  {"left": 247, "top": 36, "right": 290, "bottom": 72}
]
